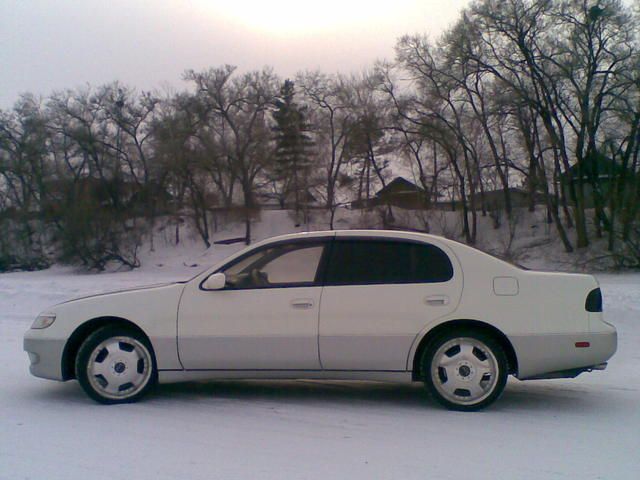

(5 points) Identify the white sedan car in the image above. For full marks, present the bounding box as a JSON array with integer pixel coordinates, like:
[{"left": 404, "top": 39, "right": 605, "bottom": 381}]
[{"left": 24, "top": 230, "right": 617, "bottom": 410}]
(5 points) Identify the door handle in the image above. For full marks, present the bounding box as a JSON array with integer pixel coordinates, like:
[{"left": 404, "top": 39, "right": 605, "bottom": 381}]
[
  {"left": 425, "top": 295, "right": 449, "bottom": 306},
  {"left": 291, "top": 298, "right": 314, "bottom": 309}
]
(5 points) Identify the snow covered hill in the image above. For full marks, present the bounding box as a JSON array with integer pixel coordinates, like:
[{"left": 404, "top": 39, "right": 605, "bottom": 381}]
[{"left": 129, "top": 207, "right": 634, "bottom": 275}]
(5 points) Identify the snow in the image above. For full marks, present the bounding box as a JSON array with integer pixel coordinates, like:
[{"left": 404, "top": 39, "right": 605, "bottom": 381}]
[{"left": 1, "top": 216, "right": 639, "bottom": 479}]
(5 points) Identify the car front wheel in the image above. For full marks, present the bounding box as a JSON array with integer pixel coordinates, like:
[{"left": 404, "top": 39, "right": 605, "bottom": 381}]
[
  {"left": 422, "top": 330, "right": 508, "bottom": 411},
  {"left": 75, "top": 326, "right": 157, "bottom": 404}
]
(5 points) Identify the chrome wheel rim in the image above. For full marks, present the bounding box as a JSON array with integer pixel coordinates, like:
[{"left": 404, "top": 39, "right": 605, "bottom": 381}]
[
  {"left": 431, "top": 337, "right": 499, "bottom": 406},
  {"left": 87, "top": 336, "right": 152, "bottom": 400}
]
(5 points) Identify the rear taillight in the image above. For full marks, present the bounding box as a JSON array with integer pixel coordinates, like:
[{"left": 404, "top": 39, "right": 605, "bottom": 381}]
[{"left": 585, "top": 288, "right": 603, "bottom": 312}]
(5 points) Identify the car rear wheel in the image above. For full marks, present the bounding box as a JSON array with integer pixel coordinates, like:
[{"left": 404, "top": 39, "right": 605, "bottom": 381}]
[
  {"left": 422, "top": 330, "right": 508, "bottom": 411},
  {"left": 75, "top": 326, "right": 157, "bottom": 404}
]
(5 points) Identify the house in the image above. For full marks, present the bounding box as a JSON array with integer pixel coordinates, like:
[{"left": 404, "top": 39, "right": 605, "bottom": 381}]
[
  {"left": 482, "top": 187, "right": 540, "bottom": 210},
  {"left": 433, "top": 187, "right": 543, "bottom": 211},
  {"left": 350, "top": 177, "right": 548, "bottom": 212},
  {"left": 42, "top": 177, "right": 173, "bottom": 217},
  {"left": 257, "top": 190, "right": 319, "bottom": 210},
  {"left": 560, "top": 154, "right": 633, "bottom": 208},
  {"left": 351, "top": 177, "right": 429, "bottom": 209}
]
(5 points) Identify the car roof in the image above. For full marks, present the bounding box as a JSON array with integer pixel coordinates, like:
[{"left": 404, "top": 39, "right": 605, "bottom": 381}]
[{"left": 257, "top": 229, "right": 448, "bottom": 245}]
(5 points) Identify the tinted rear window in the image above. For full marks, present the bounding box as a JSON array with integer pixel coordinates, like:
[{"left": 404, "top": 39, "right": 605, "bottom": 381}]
[{"left": 325, "top": 240, "right": 453, "bottom": 285}]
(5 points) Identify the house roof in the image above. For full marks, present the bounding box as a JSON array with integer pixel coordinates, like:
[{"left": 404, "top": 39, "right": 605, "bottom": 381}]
[
  {"left": 483, "top": 187, "right": 530, "bottom": 196},
  {"left": 563, "top": 154, "right": 625, "bottom": 179},
  {"left": 375, "top": 177, "right": 424, "bottom": 197},
  {"left": 257, "top": 190, "right": 318, "bottom": 205}
]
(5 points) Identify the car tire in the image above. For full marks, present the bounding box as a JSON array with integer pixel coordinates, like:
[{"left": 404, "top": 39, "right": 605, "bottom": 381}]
[
  {"left": 421, "top": 329, "right": 508, "bottom": 411},
  {"left": 75, "top": 325, "right": 157, "bottom": 404}
]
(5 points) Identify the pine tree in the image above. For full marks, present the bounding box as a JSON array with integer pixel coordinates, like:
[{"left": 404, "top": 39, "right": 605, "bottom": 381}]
[{"left": 271, "top": 80, "right": 315, "bottom": 224}]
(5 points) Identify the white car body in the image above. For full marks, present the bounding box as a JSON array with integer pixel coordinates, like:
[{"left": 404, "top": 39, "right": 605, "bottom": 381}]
[{"left": 24, "top": 230, "right": 617, "bottom": 407}]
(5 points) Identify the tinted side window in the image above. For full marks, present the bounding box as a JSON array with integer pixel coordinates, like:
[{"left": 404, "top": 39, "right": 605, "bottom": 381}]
[
  {"left": 261, "top": 246, "right": 324, "bottom": 284},
  {"left": 325, "top": 240, "right": 453, "bottom": 285},
  {"left": 222, "top": 243, "right": 325, "bottom": 289}
]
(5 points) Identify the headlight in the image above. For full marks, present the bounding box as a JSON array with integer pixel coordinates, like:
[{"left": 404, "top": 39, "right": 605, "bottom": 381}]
[{"left": 31, "top": 313, "right": 56, "bottom": 329}]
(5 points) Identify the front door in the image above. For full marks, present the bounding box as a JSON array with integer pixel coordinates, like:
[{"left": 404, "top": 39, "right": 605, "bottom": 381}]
[{"left": 178, "top": 240, "right": 329, "bottom": 370}]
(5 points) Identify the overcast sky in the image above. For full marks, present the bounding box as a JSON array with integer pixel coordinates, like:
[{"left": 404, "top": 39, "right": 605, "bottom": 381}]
[{"left": 0, "top": 0, "right": 471, "bottom": 108}]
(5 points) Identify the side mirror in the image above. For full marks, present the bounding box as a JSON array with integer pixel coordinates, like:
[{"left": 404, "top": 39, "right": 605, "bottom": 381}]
[{"left": 202, "top": 272, "right": 226, "bottom": 290}]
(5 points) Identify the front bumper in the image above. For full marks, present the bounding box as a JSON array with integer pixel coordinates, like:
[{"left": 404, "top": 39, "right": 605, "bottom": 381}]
[{"left": 23, "top": 332, "right": 66, "bottom": 381}]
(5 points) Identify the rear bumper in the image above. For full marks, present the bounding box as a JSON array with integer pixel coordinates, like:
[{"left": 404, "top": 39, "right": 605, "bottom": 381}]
[
  {"left": 511, "top": 328, "right": 617, "bottom": 380},
  {"left": 522, "top": 362, "right": 608, "bottom": 380},
  {"left": 23, "top": 332, "right": 66, "bottom": 381}
]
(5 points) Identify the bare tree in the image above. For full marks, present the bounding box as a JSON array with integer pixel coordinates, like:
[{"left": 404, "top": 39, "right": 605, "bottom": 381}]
[
  {"left": 184, "top": 65, "right": 278, "bottom": 244},
  {"left": 0, "top": 95, "right": 50, "bottom": 269},
  {"left": 298, "top": 71, "right": 355, "bottom": 228}
]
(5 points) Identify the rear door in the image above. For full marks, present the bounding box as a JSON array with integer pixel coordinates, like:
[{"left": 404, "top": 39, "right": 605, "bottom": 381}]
[{"left": 318, "top": 236, "right": 462, "bottom": 371}]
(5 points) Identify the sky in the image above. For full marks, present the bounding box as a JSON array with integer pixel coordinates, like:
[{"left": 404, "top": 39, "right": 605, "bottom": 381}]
[{"left": 0, "top": 0, "right": 470, "bottom": 108}]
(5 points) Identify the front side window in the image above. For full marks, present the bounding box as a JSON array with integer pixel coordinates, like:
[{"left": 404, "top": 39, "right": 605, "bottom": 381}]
[
  {"left": 325, "top": 239, "right": 453, "bottom": 285},
  {"left": 222, "top": 243, "right": 325, "bottom": 289}
]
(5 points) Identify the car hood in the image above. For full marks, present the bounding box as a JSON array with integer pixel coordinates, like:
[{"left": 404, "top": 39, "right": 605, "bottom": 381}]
[{"left": 56, "top": 281, "right": 184, "bottom": 306}]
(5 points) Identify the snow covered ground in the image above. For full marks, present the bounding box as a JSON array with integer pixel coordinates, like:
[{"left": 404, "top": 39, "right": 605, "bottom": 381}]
[{"left": 1, "top": 237, "right": 639, "bottom": 479}]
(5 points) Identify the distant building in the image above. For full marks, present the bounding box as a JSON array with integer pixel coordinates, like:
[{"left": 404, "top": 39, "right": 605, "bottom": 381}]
[
  {"left": 349, "top": 177, "right": 550, "bottom": 212},
  {"left": 433, "top": 187, "right": 543, "bottom": 211},
  {"left": 258, "top": 190, "right": 319, "bottom": 210},
  {"left": 351, "top": 177, "right": 428, "bottom": 209},
  {"left": 482, "top": 187, "right": 540, "bottom": 210},
  {"left": 41, "top": 177, "right": 173, "bottom": 217},
  {"left": 560, "top": 155, "right": 633, "bottom": 208}
]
